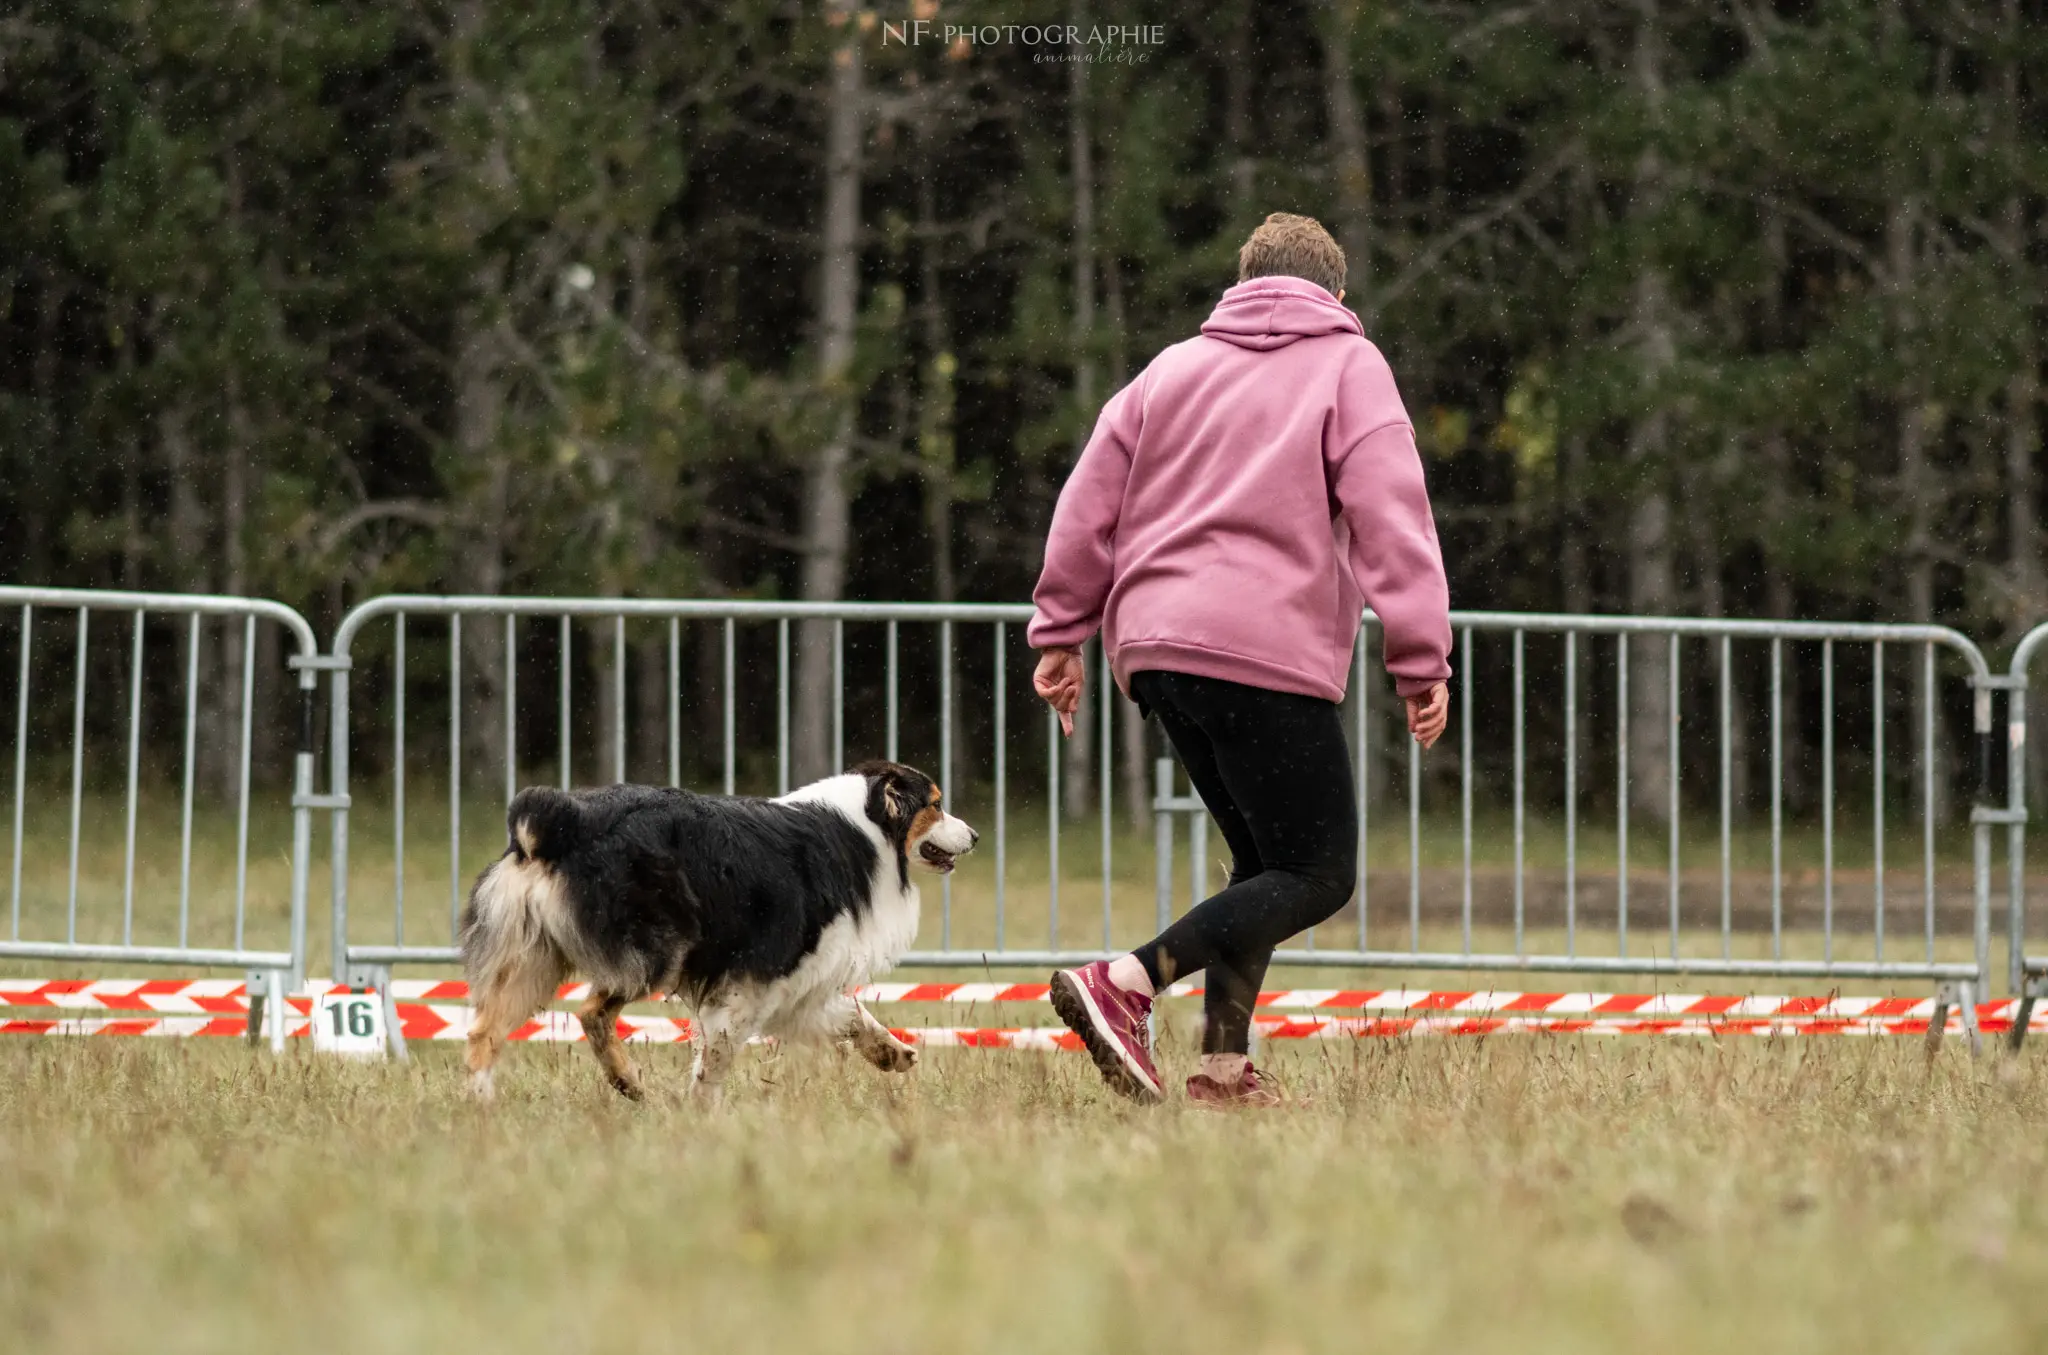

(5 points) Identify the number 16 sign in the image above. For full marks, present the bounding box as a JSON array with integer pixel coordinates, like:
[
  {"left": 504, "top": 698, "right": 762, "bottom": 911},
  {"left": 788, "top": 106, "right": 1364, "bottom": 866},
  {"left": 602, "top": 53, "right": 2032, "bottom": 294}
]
[{"left": 311, "top": 988, "right": 387, "bottom": 1058}]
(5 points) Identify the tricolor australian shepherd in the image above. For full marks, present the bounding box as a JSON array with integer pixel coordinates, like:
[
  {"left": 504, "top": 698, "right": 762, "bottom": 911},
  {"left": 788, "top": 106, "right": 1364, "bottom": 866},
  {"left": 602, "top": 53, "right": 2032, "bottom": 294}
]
[{"left": 459, "top": 761, "right": 976, "bottom": 1104}]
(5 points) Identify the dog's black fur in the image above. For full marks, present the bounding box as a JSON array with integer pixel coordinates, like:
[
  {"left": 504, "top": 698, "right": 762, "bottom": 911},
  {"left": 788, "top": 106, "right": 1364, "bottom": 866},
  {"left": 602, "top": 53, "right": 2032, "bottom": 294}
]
[{"left": 485, "top": 766, "right": 932, "bottom": 1005}]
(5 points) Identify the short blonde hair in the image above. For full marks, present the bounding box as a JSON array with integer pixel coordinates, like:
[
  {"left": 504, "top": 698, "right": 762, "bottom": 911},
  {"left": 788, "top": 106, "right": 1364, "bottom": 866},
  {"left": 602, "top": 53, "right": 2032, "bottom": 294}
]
[{"left": 1237, "top": 213, "right": 1345, "bottom": 296}]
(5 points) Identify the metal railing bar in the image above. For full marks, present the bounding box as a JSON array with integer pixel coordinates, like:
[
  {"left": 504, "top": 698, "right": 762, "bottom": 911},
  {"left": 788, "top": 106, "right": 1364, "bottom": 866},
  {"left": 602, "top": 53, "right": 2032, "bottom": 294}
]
[
  {"left": 941, "top": 619, "right": 954, "bottom": 948},
  {"left": 1823, "top": 637, "right": 1835, "bottom": 963},
  {"left": 1873, "top": 639, "right": 1885, "bottom": 962},
  {"left": 1770, "top": 637, "right": 1782, "bottom": 961},
  {"left": 0, "top": 940, "right": 295, "bottom": 967},
  {"left": 395, "top": 614, "right": 406, "bottom": 944},
  {"left": 1408, "top": 732, "right": 1420, "bottom": 953},
  {"left": 504, "top": 615, "right": 516, "bottom": 805},
  {"left": 881, "top": 948, "right": 1985, "bottom": 980},
  {"left": 1513, "top": 628, "right": 1525, "bottom": 957},
  {"left": 777, "top": 619, "right": 790, "bottom": 795},
  {"left": 557, "top": 616, "right": 571, "bottom": 791},
  {"left": 66, "top": 607, "right": 86, "bottom": 943},
  {"left": 1354, "top": 636, "right": 1368, "bottom": 950},
  {"left": 1923, "top": 641, "right": 1934, "bottom": 966},
  {"left": 121, "top": 610, "right": 143, "bottom": 946},
  {"left": 325, "top": 595, "right": 1992, "bottom": 675},
  {"left": 448, "top": 614, "right": 461, "bottom": 940},
  {"left": 1565, "top": 630, "right": 1577, "bottom": 957},
  {"left": 1048, "top": 704, "right": 1060, "bottom": 950},
  {"left": 178, "top": 613, "right": 196, "bottom": 948},
  {"left": 723, "top": 618, "right": 736, "bottom": 796},
  {"left": 1460, "top": 627, "right": 1473, "bottom": 957},
  {"left": 993, "top": 622, "right": 1006, "bottom": 950},
  {"left": 1719, "top": 635, "right": 1731, "bottom": 961},
  {"left": 0, "top": 586, "right": 315, "bottom": 654},
  {"left": 613, "top": 615, "right": 626, "bottom": 785},
  {"left": 833, "top": 619, "right": 845, "bottom": 771},
  {"left": 886, "top": 620, "right": 899, "bottom": 763},
  {"left": 1617, "top": 633, "right": 1629, "bottom": 958},
  {"left": 667, "top": 618, "right": 680, "bottom": 789},
  {"left": 234, "top": 614, "right": 255, "bottom": 950},
  {"left": 1668, "top": 632, "right": 1680, "bottom": 963},
  {"left": 10, "top": 606, "right": 28, "bottom": 941}
]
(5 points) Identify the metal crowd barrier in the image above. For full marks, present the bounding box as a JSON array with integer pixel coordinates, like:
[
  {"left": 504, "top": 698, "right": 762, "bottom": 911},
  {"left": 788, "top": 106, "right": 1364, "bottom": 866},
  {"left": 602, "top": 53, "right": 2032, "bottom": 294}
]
[
  {"left": 7, "top": 586, "right": 2018, "bottom": 1059},
  {"left": 1995, "top": 624, "right": 2047, "bottom": 1046},
  {"left": 319, "top": 596, "right": 2005, "bottom": 1056},
  {"left": 0, "top": 586, "right": 322, "bottom": 1049},
  {"left": 323, "top": 596, "right": 1073, "bottom": 1054}
]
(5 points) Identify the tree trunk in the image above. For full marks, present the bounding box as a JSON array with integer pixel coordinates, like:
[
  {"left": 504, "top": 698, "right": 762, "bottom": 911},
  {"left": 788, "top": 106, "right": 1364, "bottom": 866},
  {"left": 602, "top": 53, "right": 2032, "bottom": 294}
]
[
  {"left": 161, "top": 402, "right": 227, "bottom": 800},
  {"left": 1882, "top": 3, "right": 1949, "bottom": 815},
  {"left": 1223, "top": 0, "right": 1256, "bottom": 215},
  {"left": 1065, "top": 11, "right": 1098, "bottom": 820},
  {"left": 2001, "top": 0, "right": 2048, "bottom": 819},
  {"left": 451, "top": 283, "right": 511, "bottom": 797},
  {"left": 915, "top": 108, "right": 969, "bottom": 797},
  {"left": 1625, "top": 0, "right": 1674, "bottom": 825},
  {"left": 1319, "top": 0, "right": 1372, "bottom": 324},
  {"left": 795, "top": 0, "right": 864, "bottom": 783},
  {"left": 1106, "top": 254, "right": 1149, "bottom": 829},
  {"left": 1760, "top": 209, "right": 1805, "bottom": 812}
]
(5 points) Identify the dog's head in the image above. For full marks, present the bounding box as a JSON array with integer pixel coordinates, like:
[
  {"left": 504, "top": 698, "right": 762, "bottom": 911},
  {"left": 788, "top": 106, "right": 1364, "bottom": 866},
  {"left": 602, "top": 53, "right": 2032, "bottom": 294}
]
[{"left": 852, "top": 761, "right": 978, "bottom": 875}]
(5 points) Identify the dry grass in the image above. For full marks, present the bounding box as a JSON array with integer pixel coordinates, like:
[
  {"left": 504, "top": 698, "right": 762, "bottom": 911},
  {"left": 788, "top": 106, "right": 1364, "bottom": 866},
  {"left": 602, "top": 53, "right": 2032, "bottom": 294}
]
[{"left": 4, "top": 1033, "right": 2048, "bottom": 1352}]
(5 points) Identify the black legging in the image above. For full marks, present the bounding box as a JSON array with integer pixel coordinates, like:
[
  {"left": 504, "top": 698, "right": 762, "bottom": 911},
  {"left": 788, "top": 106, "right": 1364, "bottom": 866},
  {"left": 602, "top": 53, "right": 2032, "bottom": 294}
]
[{"left": 1128, "top": 669, "right": 1357, "bottom": 1055}]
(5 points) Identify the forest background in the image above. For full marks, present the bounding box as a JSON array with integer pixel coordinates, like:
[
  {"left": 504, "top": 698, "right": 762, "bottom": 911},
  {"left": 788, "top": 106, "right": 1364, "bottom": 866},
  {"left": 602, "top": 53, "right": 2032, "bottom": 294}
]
[{"left": 2, "top": 0, "right": 2044, "bottom": 822}]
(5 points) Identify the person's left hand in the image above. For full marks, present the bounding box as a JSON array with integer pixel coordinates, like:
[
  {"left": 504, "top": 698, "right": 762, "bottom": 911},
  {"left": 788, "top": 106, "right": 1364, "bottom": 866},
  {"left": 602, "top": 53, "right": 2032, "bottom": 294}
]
[
  {"left": 1034, "top": 646, "right": 1085, "bottom": 737},
  {"left": 1406, "top": 681, "right": 1449, "bottom": 749}
]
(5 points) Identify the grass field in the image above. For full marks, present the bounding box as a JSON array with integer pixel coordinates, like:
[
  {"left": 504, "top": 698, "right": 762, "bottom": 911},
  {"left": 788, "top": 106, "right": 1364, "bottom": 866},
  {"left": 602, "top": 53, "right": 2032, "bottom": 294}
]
[{"left": 4, "top": 1033, "right": 2048, "bottom": 1351}]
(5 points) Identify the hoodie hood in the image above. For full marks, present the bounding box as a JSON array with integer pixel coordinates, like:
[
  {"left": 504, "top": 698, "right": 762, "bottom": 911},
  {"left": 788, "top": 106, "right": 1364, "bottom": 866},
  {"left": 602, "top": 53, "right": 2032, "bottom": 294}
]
[{"left": 1199, "top": 276, "right": 1363, "bottom": 351}]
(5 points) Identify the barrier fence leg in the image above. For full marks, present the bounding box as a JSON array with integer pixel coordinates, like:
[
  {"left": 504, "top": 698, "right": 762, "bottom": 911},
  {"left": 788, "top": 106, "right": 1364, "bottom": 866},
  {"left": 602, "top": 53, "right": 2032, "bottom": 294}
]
[
  {"left": 1926, "top": 983, "right": 1955, "bottom": 1064},
  {"left": 1958, "top": 979, "right": 1982, "bottom": 1057},
  {"left": 244, "top": 969, "right": 289, "bottom": 1053},
  {"left": 350, "top": 962, "right": 407, "bottom": 1062},
  {"left": 2007, "top": 978, "right": 2040, "bottom": 1054},
  {"left": 245, "top": 969, "right": 267, "bottom": 1049}
]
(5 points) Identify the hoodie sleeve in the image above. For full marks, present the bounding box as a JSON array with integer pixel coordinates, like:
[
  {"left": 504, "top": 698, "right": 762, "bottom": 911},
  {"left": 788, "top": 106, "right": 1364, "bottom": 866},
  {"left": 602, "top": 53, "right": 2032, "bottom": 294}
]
[
  {"left": 1327, "top": 418, "right": 1453, "bottom": 697},
  {"left": 1028, "top": 374, "right": 1145, "bottom": 650}
]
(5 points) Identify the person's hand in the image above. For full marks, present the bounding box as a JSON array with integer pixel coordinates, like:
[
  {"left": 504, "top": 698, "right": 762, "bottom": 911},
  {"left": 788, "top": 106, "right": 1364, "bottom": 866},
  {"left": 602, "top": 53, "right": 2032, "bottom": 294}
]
[
  {"left": 1406, "top": 681, "right": 1449, "bottom": 750},
  {"left": 1034, "top": 646, "right": 1085, "bottom": 737}
]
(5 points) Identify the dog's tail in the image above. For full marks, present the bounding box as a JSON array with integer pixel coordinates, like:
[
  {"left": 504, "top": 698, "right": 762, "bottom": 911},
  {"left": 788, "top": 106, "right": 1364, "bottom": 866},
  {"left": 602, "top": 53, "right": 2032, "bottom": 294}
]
[{"left": 460, "top": 788, "right": 581, "bottom": 1001}]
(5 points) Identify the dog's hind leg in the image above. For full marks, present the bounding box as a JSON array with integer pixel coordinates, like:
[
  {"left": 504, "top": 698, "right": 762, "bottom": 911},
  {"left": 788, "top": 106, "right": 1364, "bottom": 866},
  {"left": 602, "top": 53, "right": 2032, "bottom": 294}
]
[
  {"left": 688, "top": 1007, "right": 745, "bottom": 1108},
  {"left": 839, "top": 997, "right": 919, "bottom": 1073},
  {"left": 466, "top": 950, "right": 566, "bottom": 1101},
  {"left": 578, "top": 989, "right": 645, "bottom": 1102}
]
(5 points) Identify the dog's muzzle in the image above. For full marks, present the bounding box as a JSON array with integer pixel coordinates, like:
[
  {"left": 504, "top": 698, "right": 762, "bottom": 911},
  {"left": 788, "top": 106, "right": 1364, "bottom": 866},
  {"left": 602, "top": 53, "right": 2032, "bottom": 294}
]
[{"left": 916, "top": 817, "right": 979, "bottom": 874}]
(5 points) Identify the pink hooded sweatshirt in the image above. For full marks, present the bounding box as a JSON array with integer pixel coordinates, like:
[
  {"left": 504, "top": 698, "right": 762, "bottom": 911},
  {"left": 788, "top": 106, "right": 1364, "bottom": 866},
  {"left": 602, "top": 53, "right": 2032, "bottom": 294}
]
[{"left": 1028, "top": 275, "right": 1452, "bottom": 702}]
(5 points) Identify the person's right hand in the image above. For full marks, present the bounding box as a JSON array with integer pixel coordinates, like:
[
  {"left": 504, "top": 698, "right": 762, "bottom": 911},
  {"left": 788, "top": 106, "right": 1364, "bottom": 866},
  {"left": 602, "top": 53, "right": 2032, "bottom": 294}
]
[
  {"left": 1406, "top": 682, "right": 1449, "bottom": 749},
  {"left": 1033, "top": 646, "right": 1085, "bottom": 737}
]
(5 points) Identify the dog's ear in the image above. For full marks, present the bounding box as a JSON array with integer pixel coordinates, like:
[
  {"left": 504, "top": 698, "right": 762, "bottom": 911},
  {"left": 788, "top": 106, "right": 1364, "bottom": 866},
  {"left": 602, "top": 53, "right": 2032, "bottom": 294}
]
[{"left": 853, "top": 761, "right": 923, "bottom": 830}]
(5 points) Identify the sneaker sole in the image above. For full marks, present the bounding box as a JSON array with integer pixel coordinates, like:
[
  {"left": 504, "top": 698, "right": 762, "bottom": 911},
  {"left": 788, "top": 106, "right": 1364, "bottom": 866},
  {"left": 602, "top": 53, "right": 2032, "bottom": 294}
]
[{"left": 1049, "top": 971, "right": 1163, "bottom": 1103}]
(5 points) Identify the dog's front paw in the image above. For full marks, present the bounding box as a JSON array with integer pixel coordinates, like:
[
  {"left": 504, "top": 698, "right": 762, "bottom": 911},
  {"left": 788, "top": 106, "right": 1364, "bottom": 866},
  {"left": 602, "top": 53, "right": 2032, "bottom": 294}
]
[{"left": 860, "top": 1038, "right": 919, "bottom": 1073}]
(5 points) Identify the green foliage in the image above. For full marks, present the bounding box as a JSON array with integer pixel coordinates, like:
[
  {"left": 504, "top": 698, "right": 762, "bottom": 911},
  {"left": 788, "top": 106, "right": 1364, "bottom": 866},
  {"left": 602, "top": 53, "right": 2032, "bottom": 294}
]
[{"left": 0, "top": 0, "right": 2041, "bottom": 638}]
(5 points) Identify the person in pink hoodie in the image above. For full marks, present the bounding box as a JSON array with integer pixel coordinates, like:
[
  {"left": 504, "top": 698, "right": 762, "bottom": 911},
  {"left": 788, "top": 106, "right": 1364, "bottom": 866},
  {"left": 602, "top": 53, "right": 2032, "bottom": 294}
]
[{"left": 1032, "top": 213, "right": 1451, "bottom": 1106}]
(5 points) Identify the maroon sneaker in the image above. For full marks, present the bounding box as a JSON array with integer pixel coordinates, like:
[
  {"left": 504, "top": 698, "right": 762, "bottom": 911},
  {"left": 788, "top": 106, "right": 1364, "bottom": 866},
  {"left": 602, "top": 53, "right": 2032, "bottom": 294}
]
[
  {"left": 1049, "top": 962, "right": 1163, "bottom": 1102},
  {"left": 1185, "top": 1062, "right": 1285, "bottom": 1108}
]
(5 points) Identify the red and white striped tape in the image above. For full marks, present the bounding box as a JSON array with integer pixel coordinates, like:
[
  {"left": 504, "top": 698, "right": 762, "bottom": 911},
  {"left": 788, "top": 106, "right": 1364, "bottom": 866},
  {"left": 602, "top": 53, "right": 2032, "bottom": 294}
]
[
  {"left": 0, "top": 1006, "right": 2029, "bottom": 1043},
  {"left": 0, "top": 977, "right": 2030, "bottom": 1024}
]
